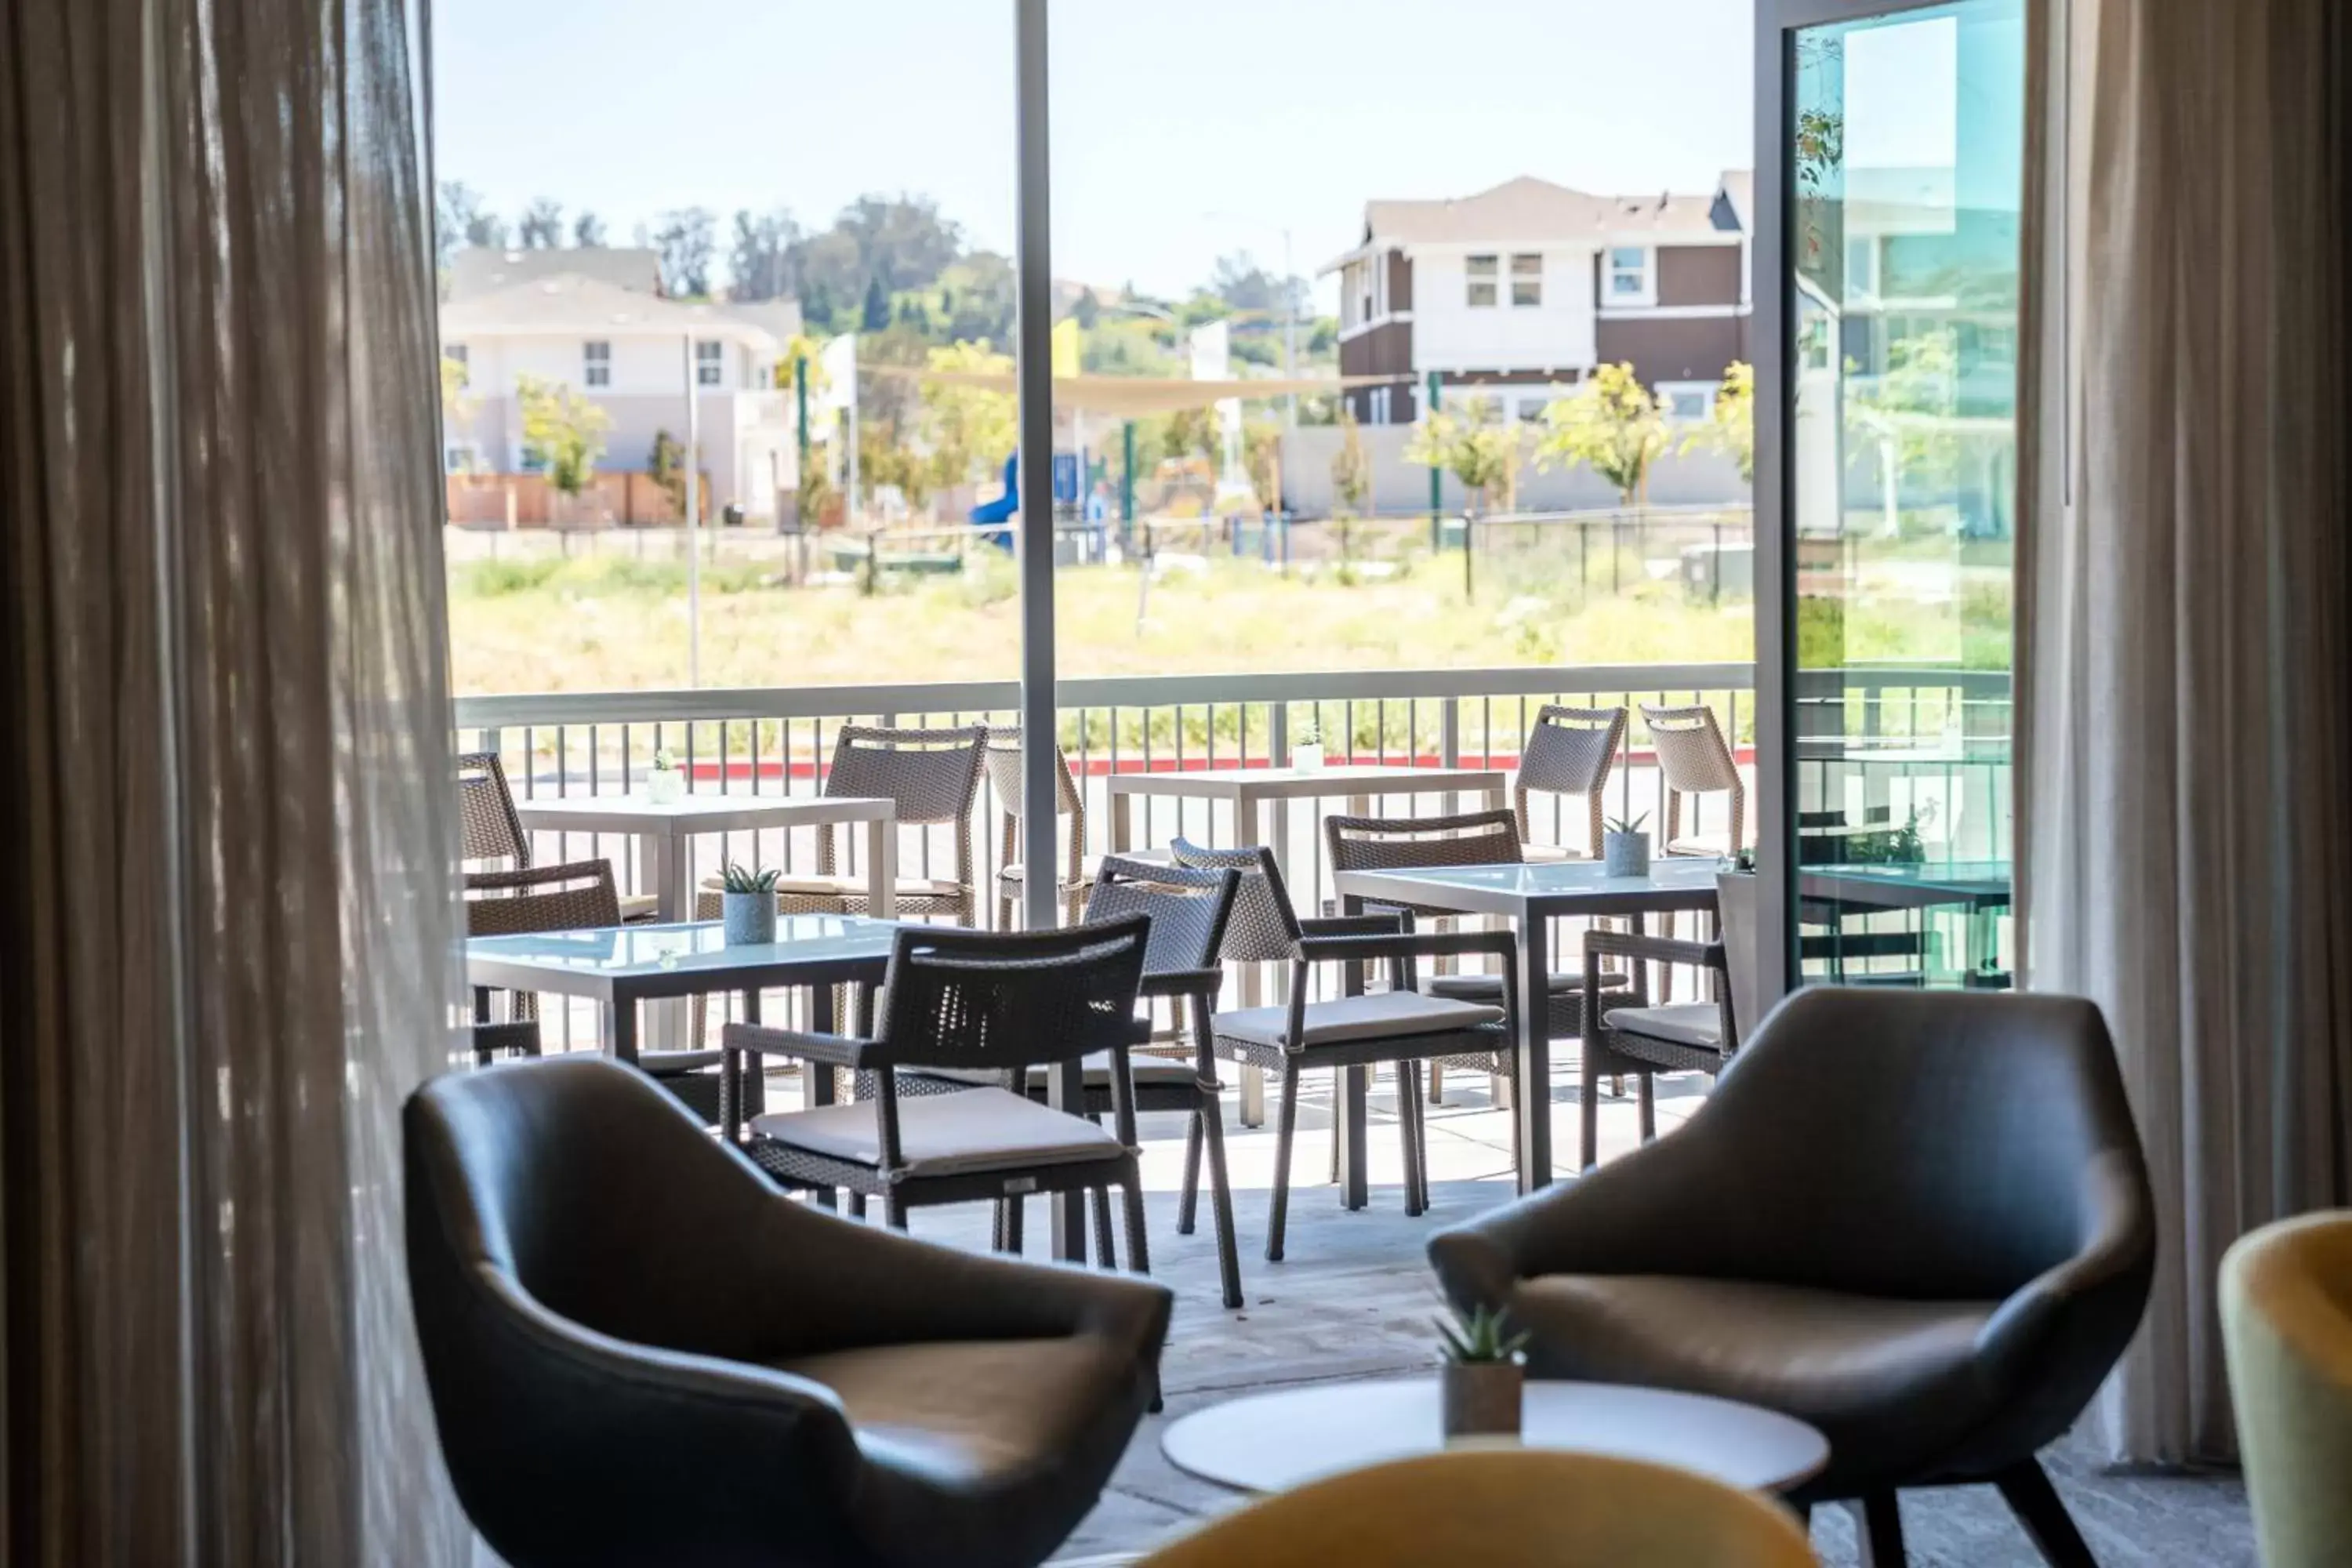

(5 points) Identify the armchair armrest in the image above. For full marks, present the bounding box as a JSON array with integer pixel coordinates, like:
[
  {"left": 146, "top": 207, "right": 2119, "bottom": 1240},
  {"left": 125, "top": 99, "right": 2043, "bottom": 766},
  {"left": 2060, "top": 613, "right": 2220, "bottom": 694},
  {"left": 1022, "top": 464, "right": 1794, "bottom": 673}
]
[
  {"left": 1583, "top": 928, "right": 1723, "bottom": 971},
  {"left": 1297, "top": 927, "right": 1518, "bottom": 965},
  {"left": 720, "top": 1022, "right": 869, "bottom": 1070},
  {"left": 1300, "top": 911, "right": 1410, "bottom": 938},
  {"left": 1140, "top": 965, "right": 1226, "bottom": 1001},
  {"left": 1974, "top": 1151, "right": 2157, "bottom": 1386}
]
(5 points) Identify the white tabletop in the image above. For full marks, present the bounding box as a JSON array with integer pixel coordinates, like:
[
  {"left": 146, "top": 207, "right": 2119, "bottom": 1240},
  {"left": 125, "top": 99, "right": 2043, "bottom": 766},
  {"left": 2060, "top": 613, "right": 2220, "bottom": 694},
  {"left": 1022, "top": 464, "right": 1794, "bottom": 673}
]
[
  {"left": 465, "top": 916, "right": 898, "bottom": 1002},
  {"left": 1334, "top": 856, "right": 1725, "bottom": 920},
  {"left": 1106, "top": 764, "right": 1505, "bottom": 803},
  {"left": 1160, "top": 1377, "right": 1828, "bottom": 1497},
  {"left": 514, "top": 793, "right": 893, "bottom": 837}
]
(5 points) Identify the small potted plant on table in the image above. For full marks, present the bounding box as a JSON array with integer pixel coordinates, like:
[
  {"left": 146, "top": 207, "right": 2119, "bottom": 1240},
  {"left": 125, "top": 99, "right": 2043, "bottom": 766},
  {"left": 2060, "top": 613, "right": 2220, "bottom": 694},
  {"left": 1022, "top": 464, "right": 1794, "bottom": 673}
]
[
  {"left": 1292, "top": 714, "right": 1324, "bottom": 772},
  {"left": 718, "top": 862, "right": 782, "bottom": 946},
  {"left": 1603, "top": 811, "right": 1651, "bottom": 878},
  {"left": 1437, "top": 1302, "right": 1530, "bottom": 1440},
  {"left": 646, "top": 744, "right": 687, "bottom": 806}
]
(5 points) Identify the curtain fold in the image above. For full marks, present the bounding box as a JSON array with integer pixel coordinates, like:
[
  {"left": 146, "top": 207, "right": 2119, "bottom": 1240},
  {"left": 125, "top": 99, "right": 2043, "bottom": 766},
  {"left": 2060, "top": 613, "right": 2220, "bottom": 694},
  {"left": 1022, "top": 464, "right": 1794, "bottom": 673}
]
[
  {"left": 0, "top": 0, "right": 465, "bottom": 1561},
  {"left": 2018, "top": 0, "right": 2352, "bottom": 1465}
]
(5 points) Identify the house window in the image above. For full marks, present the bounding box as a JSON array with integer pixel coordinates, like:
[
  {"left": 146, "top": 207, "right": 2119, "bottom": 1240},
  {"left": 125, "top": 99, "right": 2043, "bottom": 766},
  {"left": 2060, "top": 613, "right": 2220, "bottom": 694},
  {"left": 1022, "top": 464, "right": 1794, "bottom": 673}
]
[
  {"left": 517, "top": 444, "right": 547, "bottom": 474},
  {"left": 1516, "top": 394, "right": 1551, "bottom": 423},
  {"left": 583, "top": 339, "right": 611, "bottom": 387},
  {"left": 1465, "top": 254, "right": 1498, "bottom": 308},
  {"left": 445, "top": 342, "right": 469, "bottom": 385},
  {"left": 1658, "top": 382, "right": 1717, "bottom": 421},
  {"left": 696, "top": 340, "right": 723, "bottom": 387},
  {"left": 443, "top": 442, "right": 477, "bottom": 474},
  {"left": 1607, "top": 246, "right": 1650, "bottom": 300},
  {"left": 1846, "top": 235, "right": 1878, "bottom": 299},
  {"left": 1510, "top": 254, "right": 1542, "bottom": 307}
]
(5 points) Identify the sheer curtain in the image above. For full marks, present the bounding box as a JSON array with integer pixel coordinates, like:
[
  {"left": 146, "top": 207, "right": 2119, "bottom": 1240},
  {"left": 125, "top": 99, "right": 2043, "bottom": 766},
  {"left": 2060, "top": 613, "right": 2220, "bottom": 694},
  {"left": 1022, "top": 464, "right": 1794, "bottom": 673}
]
[
  {"left": 0, "top": 0, "right": 465, "bottom": 1561},
  {"left": 2017, "top": 0, "right": 2352, "bottom": 1465}
]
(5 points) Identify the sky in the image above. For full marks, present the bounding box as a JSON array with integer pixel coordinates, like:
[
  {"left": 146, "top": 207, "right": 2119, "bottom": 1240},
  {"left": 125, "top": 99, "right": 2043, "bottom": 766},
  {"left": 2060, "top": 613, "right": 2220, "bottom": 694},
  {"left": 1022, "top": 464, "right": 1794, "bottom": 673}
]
[{"left": 431, "top": 0, "right": 1756, "bottom": 305}]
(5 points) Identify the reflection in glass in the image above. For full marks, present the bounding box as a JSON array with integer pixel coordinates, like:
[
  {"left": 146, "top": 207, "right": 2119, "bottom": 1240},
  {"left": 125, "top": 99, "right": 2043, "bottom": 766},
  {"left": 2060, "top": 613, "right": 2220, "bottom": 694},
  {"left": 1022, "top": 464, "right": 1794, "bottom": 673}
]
[{"left": 1788, "top": 0, "right": 2024, "bottom": 988}]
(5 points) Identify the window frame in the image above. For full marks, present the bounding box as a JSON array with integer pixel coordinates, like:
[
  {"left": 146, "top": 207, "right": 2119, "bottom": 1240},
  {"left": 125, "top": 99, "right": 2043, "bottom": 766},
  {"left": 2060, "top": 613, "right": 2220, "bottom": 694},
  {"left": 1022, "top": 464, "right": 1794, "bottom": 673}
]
[
  {"left": 583, "top": 339, "right": 612, "bottom": 388},
  {"left": 1509, "top": 252, "right": 1543, "bottom": 308},
  {"left": 1465, "top": 252, "right": 1499, "bottom": 309},
  {"left": 695, "top": 339, "right": 724, "bottom": 387},
  {"left": 1606, "top": 245, "right": 1653, "bottom": 303}
]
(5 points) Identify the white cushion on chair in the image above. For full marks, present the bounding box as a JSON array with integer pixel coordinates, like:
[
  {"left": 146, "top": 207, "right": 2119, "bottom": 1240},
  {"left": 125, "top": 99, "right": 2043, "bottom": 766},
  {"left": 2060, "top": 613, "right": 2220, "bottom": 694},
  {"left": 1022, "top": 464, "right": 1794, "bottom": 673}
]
[
  {"left": 1519, "top": 842, "right": 1592, "bottom": 863},
  {"left": 1605, "top": 1002, "right": 1725, "bottom": 1051},
  {"left": 618, "top": 891, "right": 662, "bottom": 922},
  {"left": 749, "top": 1087, "right": 1123, "bottom": 1177},
  {"left": 1213, "top": 990, "right": 1502, "bottom": 1051},
  {"left": 922, "top": 1051, "right": 1202, "bottom": 1092}
]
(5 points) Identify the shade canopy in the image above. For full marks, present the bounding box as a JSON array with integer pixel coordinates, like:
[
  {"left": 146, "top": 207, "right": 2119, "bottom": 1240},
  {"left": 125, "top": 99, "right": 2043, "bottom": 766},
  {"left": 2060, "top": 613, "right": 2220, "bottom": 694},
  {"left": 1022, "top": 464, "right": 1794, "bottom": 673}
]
[{"left": 861, "top": 364, "right": 1411, "bottom": 417}]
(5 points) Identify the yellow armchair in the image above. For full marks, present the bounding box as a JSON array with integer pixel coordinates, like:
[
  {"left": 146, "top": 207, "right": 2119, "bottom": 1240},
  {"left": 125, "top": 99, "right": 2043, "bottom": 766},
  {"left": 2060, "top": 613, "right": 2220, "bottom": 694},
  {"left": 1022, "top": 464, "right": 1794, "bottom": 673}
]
[
  {"left": 2222, "top": 1210, "right": 2352, "bottom": 1568},
  {"left": 1138, "top": 1449, "right": 1815, "bottom": 1568}
]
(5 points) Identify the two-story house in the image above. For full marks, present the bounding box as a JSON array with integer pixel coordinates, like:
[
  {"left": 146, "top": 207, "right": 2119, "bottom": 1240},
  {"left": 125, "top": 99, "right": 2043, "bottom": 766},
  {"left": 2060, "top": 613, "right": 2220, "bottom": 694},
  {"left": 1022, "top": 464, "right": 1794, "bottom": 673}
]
[
  {"left": 1324, "top": 172, "right": 1751, "bottom": 426},
  {"left": 440, "top": 250, "right": 801, "bottom": 521}
]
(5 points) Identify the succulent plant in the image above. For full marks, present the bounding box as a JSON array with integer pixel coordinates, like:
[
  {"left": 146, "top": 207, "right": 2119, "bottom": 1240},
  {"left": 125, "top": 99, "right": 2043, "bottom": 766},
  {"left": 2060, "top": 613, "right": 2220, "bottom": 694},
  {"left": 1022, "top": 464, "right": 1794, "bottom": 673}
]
[
  {"left": 1436, "top": 1302, "right": 1530, "bottom": 1365},
  {"left": 1294, "top": 713, "right": 1322, "bottom": 747},
  {"left": 1604, "top": 811, "right": 1650, "bottom": 837},
  {"left": 720, "top": 861, "right": 782, "bottom": 895},
  {"left": 652, "top": 745, "right": 680, "bottom": 773}
]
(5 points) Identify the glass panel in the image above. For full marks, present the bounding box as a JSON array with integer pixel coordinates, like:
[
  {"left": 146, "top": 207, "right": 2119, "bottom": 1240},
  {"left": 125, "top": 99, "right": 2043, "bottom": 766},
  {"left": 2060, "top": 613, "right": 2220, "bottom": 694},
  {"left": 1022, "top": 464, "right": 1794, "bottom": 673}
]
[{"left": 1787, "top": 0, "right": 2023, "bottom": 989}]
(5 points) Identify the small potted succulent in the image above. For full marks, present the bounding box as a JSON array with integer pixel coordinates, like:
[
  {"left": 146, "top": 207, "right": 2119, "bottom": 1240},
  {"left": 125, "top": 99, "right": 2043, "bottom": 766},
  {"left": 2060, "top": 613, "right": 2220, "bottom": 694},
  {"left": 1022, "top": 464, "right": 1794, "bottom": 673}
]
[
  {"left": 646, "top": 744, "right": 687, "bottom": 806},
  {"left": 718, "top": 862, "right": 782, "bottom": 946},
  {"left": 1291, "top": 714, "right": 1324, "bottom": 772},
  {"left": 1437, "top": 1302, "right": 1530, "bottom": 1440},
  {"left": 1602, "top": 811, "right": 1651, "bottom": 878}
]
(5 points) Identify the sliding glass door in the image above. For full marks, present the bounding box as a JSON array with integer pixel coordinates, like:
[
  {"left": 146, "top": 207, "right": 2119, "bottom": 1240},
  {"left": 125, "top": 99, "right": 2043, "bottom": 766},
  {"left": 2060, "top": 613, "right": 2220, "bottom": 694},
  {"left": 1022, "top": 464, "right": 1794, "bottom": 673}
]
[{"left": 1757, "top": 0, "right": 2027, "bottom": 997}]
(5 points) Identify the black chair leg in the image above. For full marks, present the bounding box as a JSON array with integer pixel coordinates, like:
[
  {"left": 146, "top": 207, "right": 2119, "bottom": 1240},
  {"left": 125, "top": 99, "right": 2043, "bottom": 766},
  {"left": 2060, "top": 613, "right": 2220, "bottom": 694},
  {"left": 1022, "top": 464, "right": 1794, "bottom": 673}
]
[
  {"left": 883, "top": 1195, "right": 908, "bottom": 1230},
  {"left": 1994, "top": 1460, "right": 2099, "bottom": 1568},
  {"left": 1407, "top": 1062, "right": 1432, "bottom": 1211},
  {"left": 848, "top": 1191, "right": 868, "bottom": 1221},
  {"left": 1120, "top": 1172, "right": 1151, "bottom": 1275},
  {"left": 1177, "top": 1110, "right": 1204, "bottom": 1236},
  {"left": 1091, "top": 1185, "right": 1117, "bottom": 1269},
  {"left": 1196, "top": 1091, "right": 1243, "bottom": 1308},
  {"left": 1637, "top": 1070, "right": 1657, "bottom": 1143},
  {"left": 1396, "top": 1060, "right": 1425, "bottom": 1218},
  {"left": 1846, "top": 1493, "right": 1906, "bottom": 1568},
  {"left": 1003, "top": 1195, "right": 1024, "bottom": 1254},
  {"left": 1268, "top": 1061, "right": 1301, "bottom": 1262}
]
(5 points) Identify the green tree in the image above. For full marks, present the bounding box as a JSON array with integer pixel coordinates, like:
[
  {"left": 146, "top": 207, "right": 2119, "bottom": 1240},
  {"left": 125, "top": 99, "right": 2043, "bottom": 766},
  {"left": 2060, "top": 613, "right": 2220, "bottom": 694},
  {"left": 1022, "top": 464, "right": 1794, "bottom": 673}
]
[
  {"left": 1535, "top": 362, "right": 1671, "bottom": 506},
  {"left": 648, "top": 429, "right": 687, "bottom": 513},
  {"left": 652, "top": 207, "right": 716, "bottom": 296},
  {"left": 515, "top": 374, "right": 611, "bottom": 499},
  {"left": 1680, "top": 361, "right": 1755, "bottom": 483},
  {"left": 1243, "top": 417, "right": 1284, "bottom": 513},
  {"left": 1405, "top": 395, "right": 1523, "bottom": 515},
  {"left": 861, "top": 274, "right": 891, "bottom": 332},
  {"left": 1163, "top": 405, "right": 1221, "bottom": 464},
  {"left": 917, "top": 340, "right": 1017, "bottom": 493},
  {"left": 1846, "top": 328, "right": 1965, "bottom": 532},
  {"left": 571, "top": 210, "right": 607, "bottom": 248},
  {"left": 517, "top": 198, "right": 564, "bottom": 249},
  {"left": 1330, "top": 407, "right": 1371, "bottom": 515}
]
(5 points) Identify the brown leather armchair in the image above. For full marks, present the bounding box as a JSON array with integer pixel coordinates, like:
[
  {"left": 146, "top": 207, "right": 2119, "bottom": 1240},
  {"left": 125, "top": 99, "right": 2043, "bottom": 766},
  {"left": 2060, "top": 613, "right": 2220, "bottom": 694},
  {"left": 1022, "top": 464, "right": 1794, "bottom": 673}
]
[
  {"left": 1429, "top": 988, "right": 2154, "bottom": 1566},
  {"left": 406, "top": 1054, "right": 1171, "bottom": 1568}
]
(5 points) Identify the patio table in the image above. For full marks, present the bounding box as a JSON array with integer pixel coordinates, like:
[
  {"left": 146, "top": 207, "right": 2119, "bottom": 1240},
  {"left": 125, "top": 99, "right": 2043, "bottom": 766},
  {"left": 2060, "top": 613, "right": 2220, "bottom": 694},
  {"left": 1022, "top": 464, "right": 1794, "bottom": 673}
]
[
  {"left": 514, "top": 793, "right": 897, "bottom": 1049},
  {"left": 1800, "top": 858, "right": 2012, "bottom": 975},
  {"left": 464, "top": 915, "right": 897, "bottom": 1077},
  {"left": 1330, "top": 858, "right": 1724, "bottom": 1196},
  {"left": 1109, "top": 764, "right": 1508, "bottom": 1124}
]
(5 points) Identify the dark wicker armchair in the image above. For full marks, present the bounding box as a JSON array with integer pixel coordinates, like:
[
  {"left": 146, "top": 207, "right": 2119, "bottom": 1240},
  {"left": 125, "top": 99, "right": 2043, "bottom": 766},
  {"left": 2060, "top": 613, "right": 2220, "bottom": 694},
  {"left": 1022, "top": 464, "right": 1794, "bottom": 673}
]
[
  {"left": 407, "top": 1055, "right": 1171, "bottom": 1568},
  {"left": 721, "top": 918, "right": 1155, "bottom": 1261},
  {"left": 1171, "top": 838, "right": 1520, "bottom": 1262},
  {"left": 458, "top": 750, "right": 658, "bottom": 920},
  {"left": 1323, "top": 808, "right": 1632, "bottom": 1107}
]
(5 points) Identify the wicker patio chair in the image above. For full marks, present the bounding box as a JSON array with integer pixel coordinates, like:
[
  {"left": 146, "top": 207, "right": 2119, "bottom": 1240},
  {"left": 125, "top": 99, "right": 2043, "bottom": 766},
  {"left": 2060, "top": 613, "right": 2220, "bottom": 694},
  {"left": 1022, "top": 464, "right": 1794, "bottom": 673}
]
[
  {"left": 458, "top": 750, "right": 659, "bottom": 921},
  {"left": 1575, "top": 869, "right": 1762, "bottom": 1169},
  {"left": 754, "top": 723, "right": 987, "bottom": 924},
  {"left": 465, "top": 859, "right": 724, "bottom": 1121},
  {"left": 720, "top": 918, "right": 1156, "bottom": 1267},
  {"left": 1639, "top": 702, "right": 1745, "bottom": 857},
  {"left": 1169, "top": 838, "right": 1519, "bottom": 1262},
  {"left": 1323, "top": 809, "right": 1633, "bottom": 1106},
  {"left": 983, "top": 725, "right": 1092, "bottom": 929},
  {"left": 896, "top": 857, "right": 1246, "bottom": 1303},
  {"left": 1512, "top": 705, "right": 1627, "bottom": 862}
]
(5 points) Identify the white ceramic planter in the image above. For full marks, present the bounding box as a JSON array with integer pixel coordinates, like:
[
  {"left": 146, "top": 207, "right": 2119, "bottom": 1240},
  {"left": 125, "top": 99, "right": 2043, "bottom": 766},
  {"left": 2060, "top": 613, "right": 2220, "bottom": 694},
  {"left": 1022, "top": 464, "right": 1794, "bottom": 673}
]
[
  {"left": 645, "top": 767, "right": 686, "bottom": 805},
  {"left": 1293, "top": 742, "right": 1323, "bottom": 771}
]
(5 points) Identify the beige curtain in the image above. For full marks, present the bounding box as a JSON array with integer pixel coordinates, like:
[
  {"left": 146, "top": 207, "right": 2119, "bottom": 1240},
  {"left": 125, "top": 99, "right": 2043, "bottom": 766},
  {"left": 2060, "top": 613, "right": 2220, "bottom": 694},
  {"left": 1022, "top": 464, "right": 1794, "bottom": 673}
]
[
  {"left": 0, "top": 0, "right": 466, "bottom": 1561},
  {"left": 2017, "top": 0, "right": 2352, "bottom": 1465}
]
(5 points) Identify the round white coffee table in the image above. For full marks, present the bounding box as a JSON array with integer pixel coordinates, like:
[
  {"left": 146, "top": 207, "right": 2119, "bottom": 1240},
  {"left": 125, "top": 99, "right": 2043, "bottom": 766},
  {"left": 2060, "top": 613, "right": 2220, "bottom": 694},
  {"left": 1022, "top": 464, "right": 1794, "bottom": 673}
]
[{"left": 1160, "top": 1378, "right": 1828, "bottom": 1495}]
